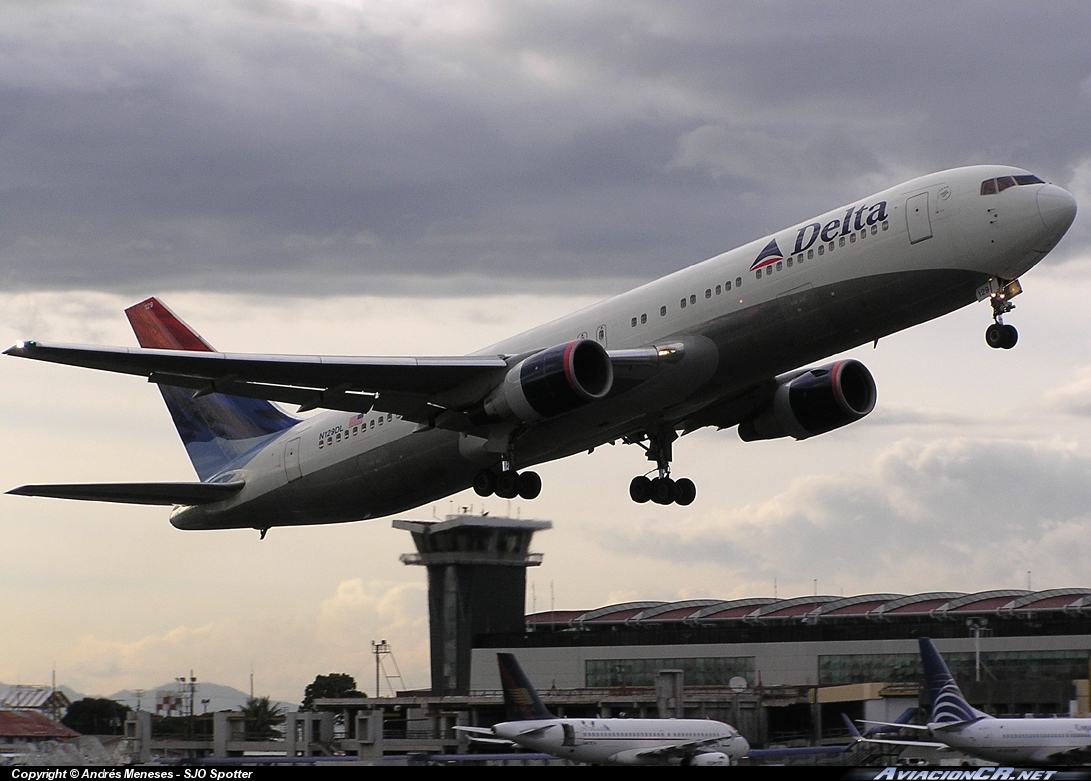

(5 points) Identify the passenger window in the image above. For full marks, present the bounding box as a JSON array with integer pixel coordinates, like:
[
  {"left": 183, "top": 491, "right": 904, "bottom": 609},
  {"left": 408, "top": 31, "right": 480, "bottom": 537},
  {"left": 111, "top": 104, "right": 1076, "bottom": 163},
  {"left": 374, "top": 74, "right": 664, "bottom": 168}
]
[
  {"left": 786, "top": 257, "right": 793, "bottom": 267},
  {"left": 818, "top": 245, "right": 824, "bottom": 255},
  {"left": 680, "top": 298, "right": 686, "bottom": 308},
  {"left": 689, "top": 294, "right": 696, "bottom": 305},
  {"left": 996, "top": 176, "right": 1016, "bottom": 192},
  {"left": 882, "top": 221, "right": 889, "bottom": 230},
  {"left": 715, "top": 285, "right": 721, "bottom": 295},
  {"left": 353, "top": 426, "right": 358, "bottom": 434},
  {"left": 828, "top": 242, "right": 835, "bottom": 251},
  {"left": 981, "top": 179, "right": 997, "bottom": 195},
  {"left": 631, "top": 317, "right": 637, "bottom": 327},
  {"left": 808, "top": 249, "right": 814, "bottom": 259},
  {"left": 660, "top": 305, "right": 667, "bottom": 316},
  {"left": 776, "top": 261, "right": 782, "bottom": 271},
  {"left": 871, "top": 225, "right": 877, "bottom": 235},
  {"left": 327, "top": 436, "right": 333, "bottom": 445},
  {"left": 641, "top": 313, "right": 647, "bottom": 324},
  {"left": 736, "top": 277, "right": 742, "bottom": 288},
  {"left": 705, "top": 288, "right": 711, "bottom": 299},
  {"left": 797, "top": 253, "right": 804, "bottom": 264},
  {"left": 318, "top": 440, "right": 323, "bottom": 449},
  {"left": 370, "top": 420, "right": 375, "bottom": 429},
  {"left": 725, "top": 280, "right": 732, "bottom": 291},
  {"left": 849, "top": 233, "right": 856, "bottom": 243},
  {"left": 839, "top": 237, "right": 845, "bottom": 247},
  {"left": 756, "top": 268, "right": 762, "bottom": 279}
]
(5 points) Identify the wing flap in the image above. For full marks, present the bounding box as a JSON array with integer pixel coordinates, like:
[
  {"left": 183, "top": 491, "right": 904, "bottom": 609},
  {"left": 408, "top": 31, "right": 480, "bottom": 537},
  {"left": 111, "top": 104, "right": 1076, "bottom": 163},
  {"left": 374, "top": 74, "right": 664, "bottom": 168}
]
[{"left": 7, "top": 481, "right": 245, "bottom": 506}]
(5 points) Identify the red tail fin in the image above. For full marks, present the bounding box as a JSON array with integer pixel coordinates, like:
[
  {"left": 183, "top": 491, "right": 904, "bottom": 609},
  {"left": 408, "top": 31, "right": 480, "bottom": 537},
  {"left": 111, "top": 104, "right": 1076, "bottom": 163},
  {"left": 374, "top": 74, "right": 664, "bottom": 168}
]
[
  {"left": 125, "top": 297, "right": 214, "bottom": 352},
  {"left": 122, "top": 297, "right": 297, "bottom": 481}
]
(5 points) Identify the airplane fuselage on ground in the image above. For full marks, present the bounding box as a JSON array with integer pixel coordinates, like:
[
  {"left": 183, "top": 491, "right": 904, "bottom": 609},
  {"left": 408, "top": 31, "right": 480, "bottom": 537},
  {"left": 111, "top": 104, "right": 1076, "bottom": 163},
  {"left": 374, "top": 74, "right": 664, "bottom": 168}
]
[
  {"left": 492, "top": 717, "right": 748, "bottom": 765},
  {"left": 6, "top": 165, "right": 1077, "bottom": 530},
  {"left": 933, "top": 718, "right": 1091, "bottom": 764}
]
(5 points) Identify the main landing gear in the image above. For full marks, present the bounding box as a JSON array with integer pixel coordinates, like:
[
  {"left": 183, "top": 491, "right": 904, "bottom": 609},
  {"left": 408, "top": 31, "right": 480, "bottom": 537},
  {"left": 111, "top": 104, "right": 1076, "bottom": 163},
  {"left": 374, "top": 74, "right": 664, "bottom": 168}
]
[
  {"left": 473, "top": 463, "right": 542, "bottom": 501},
  {"left": 627, "top": 427, "right": 696, "bottom": 506},
  {"left": 985, "top": 281, "right": 1019, "bottom": 350}
]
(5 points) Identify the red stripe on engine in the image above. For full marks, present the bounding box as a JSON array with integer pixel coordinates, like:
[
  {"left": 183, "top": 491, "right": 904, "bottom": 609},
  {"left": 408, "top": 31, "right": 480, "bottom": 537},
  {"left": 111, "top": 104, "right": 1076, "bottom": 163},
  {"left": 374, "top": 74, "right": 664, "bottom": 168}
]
[{"left": 562, "top": 340, "right": 578, "bottom": 392}]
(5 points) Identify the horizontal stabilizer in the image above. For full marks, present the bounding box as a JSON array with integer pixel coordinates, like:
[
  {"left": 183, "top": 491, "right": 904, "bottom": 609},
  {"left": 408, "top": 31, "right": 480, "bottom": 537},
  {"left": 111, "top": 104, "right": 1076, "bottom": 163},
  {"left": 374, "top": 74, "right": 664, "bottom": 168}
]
[{"left": 7, "top": 481, "right": 245, "bottom": 506}]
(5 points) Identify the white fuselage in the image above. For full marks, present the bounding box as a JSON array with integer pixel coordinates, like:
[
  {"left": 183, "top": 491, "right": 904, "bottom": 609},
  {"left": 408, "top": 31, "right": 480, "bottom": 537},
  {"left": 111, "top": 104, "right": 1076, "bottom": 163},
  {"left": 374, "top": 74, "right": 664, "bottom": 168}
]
[
  {"left": 169, "top": 164, "right": 1076, "bottom": 529},
  {"left": 492, "top": 717, "right": 748, "bottom": 765},
  {"left": 933, "top": 717, "right": 1091, "bottom": 764}
]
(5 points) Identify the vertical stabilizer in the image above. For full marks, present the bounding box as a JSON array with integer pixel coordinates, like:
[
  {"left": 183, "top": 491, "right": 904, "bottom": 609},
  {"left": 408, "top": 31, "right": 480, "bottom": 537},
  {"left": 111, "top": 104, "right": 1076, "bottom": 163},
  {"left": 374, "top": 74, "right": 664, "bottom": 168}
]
[
  {"left": 919, "top": 638, "right": 989, "bottom": 724},
  {"left": 125, "top": 298, "right": 298, "bottom": 481},
  {"left": 497, "top": 653, "right": 553, "bottom": 721}
]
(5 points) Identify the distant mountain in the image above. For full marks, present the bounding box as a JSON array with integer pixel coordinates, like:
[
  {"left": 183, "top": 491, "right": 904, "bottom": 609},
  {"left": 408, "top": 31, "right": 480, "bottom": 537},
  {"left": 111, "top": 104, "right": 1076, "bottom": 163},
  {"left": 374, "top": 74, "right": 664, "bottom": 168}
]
[
  {"left": 0, "top": 681, "right": 294, "bottom": 715},
  {"left": 107, "top": 682, "right": 295, "bottom": 715}
]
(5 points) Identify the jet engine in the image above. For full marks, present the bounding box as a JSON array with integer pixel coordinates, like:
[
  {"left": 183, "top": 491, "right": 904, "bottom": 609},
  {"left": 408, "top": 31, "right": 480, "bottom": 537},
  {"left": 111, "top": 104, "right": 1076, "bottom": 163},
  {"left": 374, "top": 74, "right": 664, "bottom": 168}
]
[
  {"left": 687, "top": 752, "right": 730, "bottom": 766},
  {"left": 483, "top": 339, "right": 613, "bottom": 422},
  {"left": 738, "top": 359, "right": 876, "bottom": 442}
]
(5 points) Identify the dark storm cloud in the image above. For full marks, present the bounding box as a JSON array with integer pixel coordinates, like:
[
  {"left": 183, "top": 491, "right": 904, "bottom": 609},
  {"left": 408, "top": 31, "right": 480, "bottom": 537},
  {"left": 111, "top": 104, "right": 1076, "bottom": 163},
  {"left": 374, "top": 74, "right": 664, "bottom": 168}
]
[{"left": 1, "top": 1, "right": 1088, "bottom": 294}]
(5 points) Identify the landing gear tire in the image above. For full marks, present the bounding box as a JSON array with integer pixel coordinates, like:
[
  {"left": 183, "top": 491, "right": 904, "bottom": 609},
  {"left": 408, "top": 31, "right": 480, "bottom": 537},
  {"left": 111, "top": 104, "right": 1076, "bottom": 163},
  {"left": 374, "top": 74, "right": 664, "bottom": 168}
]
[
  {"left": 629, "top": 476, "right": 652, "bottom": 503},
  {"left": 674, "top": 478, "right": 696, "bottom": 506},
  {"left": 517, "top": 471, "right": 542, "bottom": 500},
  {"left": 986, "top": 322, "right": 1018, "bottom": 349},
  {"left": 495, "top": 470, "right": 520, "bottom": 499},
  {"left": 651, "top": 477, "right": 676, "bottom": 505},
  {"left": 473, "top": 469, "right": 496, "bottom": 497}
]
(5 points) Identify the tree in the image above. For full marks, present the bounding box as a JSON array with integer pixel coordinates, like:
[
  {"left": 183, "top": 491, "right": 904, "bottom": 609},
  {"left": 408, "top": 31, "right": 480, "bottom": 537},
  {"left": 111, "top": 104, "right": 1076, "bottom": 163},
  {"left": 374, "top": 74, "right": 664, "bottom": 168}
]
[
  {"left": 239, "top": 696, "right": 284, "bottom": 739},
  {"left": 301, "top": 673, "right": 363, "bottom": 710},
  {"left": 62, "top": 698, "right": 130, "bottom": 735}
]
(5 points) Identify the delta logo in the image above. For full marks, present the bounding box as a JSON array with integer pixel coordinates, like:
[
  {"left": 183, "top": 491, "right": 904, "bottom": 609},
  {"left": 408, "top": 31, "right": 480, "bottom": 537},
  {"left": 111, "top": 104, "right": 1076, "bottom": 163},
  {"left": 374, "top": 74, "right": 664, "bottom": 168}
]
[
  {"left": 749, "top": 238, "right": 783, "bottom": 272},
  {"left": 751, "top": 200, "right": 890, "bottom": 272}
]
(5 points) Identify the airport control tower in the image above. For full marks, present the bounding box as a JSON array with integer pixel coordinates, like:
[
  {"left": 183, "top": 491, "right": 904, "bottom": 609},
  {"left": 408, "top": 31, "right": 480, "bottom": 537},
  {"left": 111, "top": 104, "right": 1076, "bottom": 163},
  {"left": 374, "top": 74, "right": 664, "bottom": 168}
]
[{"left": 393, "top": 514, "right": 551, "bottom": 696}]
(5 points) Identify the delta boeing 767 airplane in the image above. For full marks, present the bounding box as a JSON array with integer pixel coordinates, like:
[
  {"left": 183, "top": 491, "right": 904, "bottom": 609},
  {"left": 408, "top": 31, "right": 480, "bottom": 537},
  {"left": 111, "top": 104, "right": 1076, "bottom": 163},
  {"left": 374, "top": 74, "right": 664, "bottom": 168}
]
[{"left": 5, "top": 166, "right": 1077, "bottom": 535}]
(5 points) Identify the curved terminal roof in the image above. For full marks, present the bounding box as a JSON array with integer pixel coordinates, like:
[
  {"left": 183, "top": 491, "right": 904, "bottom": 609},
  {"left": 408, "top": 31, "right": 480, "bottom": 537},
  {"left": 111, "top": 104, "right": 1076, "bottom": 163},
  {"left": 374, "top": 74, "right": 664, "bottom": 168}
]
[{"left": 526, "top": 589, "right": 1091, "bottom": 627}]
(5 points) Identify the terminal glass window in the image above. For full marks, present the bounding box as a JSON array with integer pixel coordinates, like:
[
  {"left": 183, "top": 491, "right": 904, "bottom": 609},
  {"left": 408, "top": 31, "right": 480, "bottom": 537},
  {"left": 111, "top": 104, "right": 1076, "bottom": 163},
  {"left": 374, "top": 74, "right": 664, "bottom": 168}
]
[
  {"left": 819, "top": 650, "right": 1090, "bottom": 686},
  {"left": 586, "top": 656, "right": 755, "bottom": 688}
]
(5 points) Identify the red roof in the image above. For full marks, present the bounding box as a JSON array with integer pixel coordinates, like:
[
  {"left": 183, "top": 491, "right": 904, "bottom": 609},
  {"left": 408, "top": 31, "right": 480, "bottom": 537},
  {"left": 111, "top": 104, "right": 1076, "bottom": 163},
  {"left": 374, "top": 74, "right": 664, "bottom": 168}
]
[
  {"left": 0, "top": 710, "right": 79, "bottom": 739},
  {"left": 950, "top": 596, "right": 1016, "bottom": 612}
]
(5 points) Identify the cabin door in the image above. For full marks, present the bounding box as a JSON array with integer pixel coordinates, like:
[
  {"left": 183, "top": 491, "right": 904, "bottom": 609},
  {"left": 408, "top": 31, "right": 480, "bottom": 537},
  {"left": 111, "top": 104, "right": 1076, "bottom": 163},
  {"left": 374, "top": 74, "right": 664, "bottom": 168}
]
[{"left": 906, "top": 192, "right": 933, "bottom": 244}]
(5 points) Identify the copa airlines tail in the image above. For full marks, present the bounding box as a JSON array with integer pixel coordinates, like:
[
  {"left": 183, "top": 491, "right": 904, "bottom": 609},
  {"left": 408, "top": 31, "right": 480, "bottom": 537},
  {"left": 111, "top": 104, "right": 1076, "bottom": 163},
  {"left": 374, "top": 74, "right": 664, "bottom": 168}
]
[
  {"left": 457, "top": 652, "right": 748, "bottom": 765},
  {"left": 852, "top": 638, "right": 1091, "bottom": 764},
  {"left": 5, "top": 165, "right": 1078, "bottom": 532},
  {"left": 919, "top": 637, "right": 989, "bottom": 725}
]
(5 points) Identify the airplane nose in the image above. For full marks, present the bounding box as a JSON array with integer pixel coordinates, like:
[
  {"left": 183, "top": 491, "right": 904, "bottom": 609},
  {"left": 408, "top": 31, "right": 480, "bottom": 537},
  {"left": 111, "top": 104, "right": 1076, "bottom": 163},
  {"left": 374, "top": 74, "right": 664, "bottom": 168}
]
[{"left": 1037, "top": 184, "right": 1078, "bottom": 236}]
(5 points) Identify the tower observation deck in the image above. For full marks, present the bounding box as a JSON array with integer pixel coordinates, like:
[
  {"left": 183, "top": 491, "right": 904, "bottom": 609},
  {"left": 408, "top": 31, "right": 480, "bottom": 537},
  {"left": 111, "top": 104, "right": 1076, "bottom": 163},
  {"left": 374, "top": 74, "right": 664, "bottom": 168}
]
[{"left": 393, "top": 514, "right": 551, "bottom": 696}]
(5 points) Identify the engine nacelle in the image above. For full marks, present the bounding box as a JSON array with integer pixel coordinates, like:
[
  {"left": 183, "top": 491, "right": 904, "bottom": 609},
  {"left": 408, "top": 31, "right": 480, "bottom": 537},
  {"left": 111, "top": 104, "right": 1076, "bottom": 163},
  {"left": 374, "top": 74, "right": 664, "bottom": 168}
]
[
  {"left": 688, "top": 752, "right": 730, "bottom": 766},
  {"left": 738, "top": 359, "right": 876, "bottom": 442},
  {"left": 483, "top": 339, "right": 613, "bottom": 423}
]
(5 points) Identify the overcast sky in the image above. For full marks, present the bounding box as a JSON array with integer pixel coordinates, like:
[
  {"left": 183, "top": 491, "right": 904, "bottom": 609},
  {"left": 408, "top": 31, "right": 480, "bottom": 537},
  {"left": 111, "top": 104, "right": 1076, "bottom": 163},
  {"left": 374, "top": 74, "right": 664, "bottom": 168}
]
[{"left": 2, "top": 1, "right": 1091, "bottom": 703}]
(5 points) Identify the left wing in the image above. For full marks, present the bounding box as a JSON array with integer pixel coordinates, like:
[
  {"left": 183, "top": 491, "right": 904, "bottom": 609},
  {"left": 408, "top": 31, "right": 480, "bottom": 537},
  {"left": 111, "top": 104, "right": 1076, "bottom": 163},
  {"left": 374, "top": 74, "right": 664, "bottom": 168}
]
[
  {"left": 4, "top": 340, "right": 513, "bottom": 428},
  {"left": 5, "top": 339, "right": 673, "bottom": 427},
  {"left": 634, "top": 736, "right": 725, "bottom": 760}
]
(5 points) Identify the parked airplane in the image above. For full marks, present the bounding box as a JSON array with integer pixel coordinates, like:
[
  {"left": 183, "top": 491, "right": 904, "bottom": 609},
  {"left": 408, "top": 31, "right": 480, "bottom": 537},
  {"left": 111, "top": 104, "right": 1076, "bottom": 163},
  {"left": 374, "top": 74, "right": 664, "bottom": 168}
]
[
  {"left": 457, "top": 652, "right": 748, "bottom": 765},
  {"left": 855, "top": 638, "right": 1091, "bottom": 764},
  {"left": 5, "top": 166, "right": 1077, "bottom": 534}
]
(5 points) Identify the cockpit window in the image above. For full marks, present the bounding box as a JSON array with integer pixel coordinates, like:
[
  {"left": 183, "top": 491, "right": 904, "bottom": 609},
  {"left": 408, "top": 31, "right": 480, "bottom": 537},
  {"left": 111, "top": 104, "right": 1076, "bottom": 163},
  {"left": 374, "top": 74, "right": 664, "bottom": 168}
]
[{"left": 981, "top": 174, "right": 1044, "bottom": 195}]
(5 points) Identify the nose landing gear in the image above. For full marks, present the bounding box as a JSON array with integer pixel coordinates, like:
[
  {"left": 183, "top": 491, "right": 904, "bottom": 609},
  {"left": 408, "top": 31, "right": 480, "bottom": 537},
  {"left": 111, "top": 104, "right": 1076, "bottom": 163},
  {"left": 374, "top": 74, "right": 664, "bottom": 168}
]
[
  {"left": 626, "top": 427, "right": 696, "bottom": 506},
  {"left": 985, "top": 279, "right": 1021, "bottom": 350}
]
